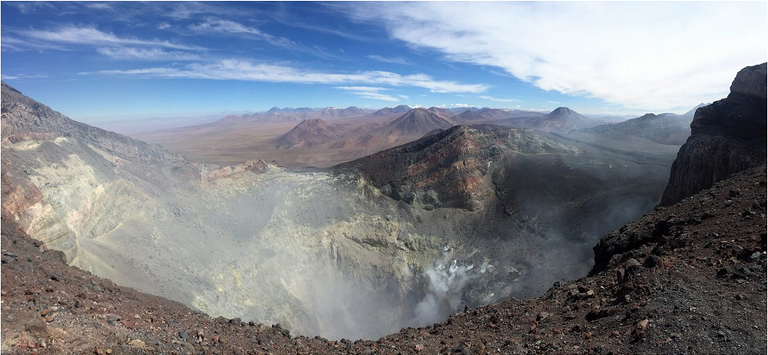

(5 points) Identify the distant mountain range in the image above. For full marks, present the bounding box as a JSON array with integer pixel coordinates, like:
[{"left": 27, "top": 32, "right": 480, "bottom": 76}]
[
  {"left": 579, "top": 113, "right": 692, "bottom": 145},
  {"left": 373, "top": 105, "right": 413, "bottom": 116},
  {"left": 220, "top": 106, "right": 373, "bottom": 123}
]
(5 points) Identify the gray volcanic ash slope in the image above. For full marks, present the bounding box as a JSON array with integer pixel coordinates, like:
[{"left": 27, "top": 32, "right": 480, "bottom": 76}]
[{"left": 1, "top": 81, "right": 676, "bottom": 340}]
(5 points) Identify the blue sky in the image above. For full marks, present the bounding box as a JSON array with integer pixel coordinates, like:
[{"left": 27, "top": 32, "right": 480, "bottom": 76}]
[{"left": 2, "top": 1, "right": 766, "bottom": 124}]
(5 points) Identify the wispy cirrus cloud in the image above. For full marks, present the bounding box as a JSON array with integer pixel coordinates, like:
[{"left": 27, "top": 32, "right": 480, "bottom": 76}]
[
  {"left": 6, "top": 1, "right": 55, "bottom": 14},
  {"left": 348, "top": 2, "right": 767, "bottom": 111},
  {"left": 189, "top": 19, "right": 341, "bottom": 60},
  {"left": 1, "top": 36, "right": 71, "bottom": 52},
  {"left": 335, "top": 86, "right": 398, "bottom": 102},
  {"left": 1, "top": 73, "right": 49, "bottom": 80},
  {"left": 189, "top": 19, "right": 263, "bottom": 36},
  {"left": 96, "top": 47, "right": 201, "bottom": 61},
  {"left": 20, "top": 26, "right": 201, "bottom": 50},
  {"left": 83, "top": 59, "right": 488, "bottom": 94},
  {"left": 366, "top": 55, "right": 411, "bottom": 65},
  {"left": 164, "top": 2, "right": 240, "bottom": 20},
  {"left": 84, "top": 3, "right": 112, "bottom": 10},
  {"left": 479, "top": 95, "right": 521, "bottom": 103},
  {"left": 190, "top": 19, "right": 298, "bottom": 50}
]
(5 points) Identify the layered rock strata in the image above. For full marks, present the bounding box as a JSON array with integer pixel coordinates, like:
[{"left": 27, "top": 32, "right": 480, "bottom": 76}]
[{"left": 660, "top": 63, "right": 767, "bottom": 206}]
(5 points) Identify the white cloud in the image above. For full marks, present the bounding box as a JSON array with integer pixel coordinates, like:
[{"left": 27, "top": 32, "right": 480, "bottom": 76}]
[
  {"left": 189, "top": 19, "right": 338, "bottom": 58},
  {"left": 86, "top": 59, "right": 488, "bottom": 93},
  {"left": 20, "top": 26, "right": 200, "bottom": 50},
  {"left": 1, "top": 36, "right": 70, "bottom": 52},
  {"left": 189, "top": 19, "right": 263, "bottom": 35},
  {"left": 349, "top": 2, "right": 767, "bottom": 111},
  {"left": 352, "top": 92, "right": 398, "bottom": 102},
  {"left": 96, "top": 47, "right": 201, "bottom": 61},
  {"left": 452, "top": 103, "right": 469, "bottom": 108},
  {"left": 479, "top": 95, "right": 521, "bottom": 103},
  {"left": 398, "top": 94, "right": 409, "bottom": 100},
  {"left": 335, "top": 86, "right": 398, "bottom": 102},
  {"left": 157, "top": 23, "right": 171, "bottom": 30},
  {"left": 336, "top": 86, "right": 388, "bottom": 92},
  {"left": 165, "top": 2, "right": 235, "bottom": 20},
  {"left": 84, "top": 3, "right": 112, "bottom": 10},
  {"left": 7, "top": 2, "right": 55, "bottom": 14},
  {"left": 366, "top": 55, "right": 411, "bottom": 65},
  {"left": 1, "top": 73, "right": 49, "bottom": 80}
]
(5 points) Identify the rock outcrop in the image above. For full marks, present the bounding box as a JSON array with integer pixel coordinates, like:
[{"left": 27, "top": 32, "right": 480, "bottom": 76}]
[{"left": 660, "top": 63, "right": 767, "bottom": 206}]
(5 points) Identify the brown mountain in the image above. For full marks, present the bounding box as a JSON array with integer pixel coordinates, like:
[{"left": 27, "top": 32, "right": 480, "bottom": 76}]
[
  {"left": 337, "top": 123, "right": 673, "bottom": 214},
  {"left": 661, "top": 62, "right": 767, "bottom": 205},
  {"left": 532, "top": 107, "right": 596, "bottom": 132},
  {"left": 578, "top": 113, "right": 692, "bottom": 145},
  {"left": 373, "top": 105, "right": 412, "bottom": 116},
  {"left": 379, "top": 108, "right": 455, "bottom": 141},
  {"left": 275, "top": 118, "right": 345, "bottom": 149},
  {"left": 498, "top": 107, "right": 602, "bottom": 133},
  {"left": 426, "top": 107, "right": 456, "bottom": 120},
  {"left": 452, "top": 108, "right": 522, "bottom": 123}
]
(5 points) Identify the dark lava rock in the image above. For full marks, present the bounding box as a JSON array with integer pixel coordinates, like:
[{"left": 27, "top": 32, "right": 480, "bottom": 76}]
[{"left": 661, "top": 63, "right": 766, "bottom": 206}]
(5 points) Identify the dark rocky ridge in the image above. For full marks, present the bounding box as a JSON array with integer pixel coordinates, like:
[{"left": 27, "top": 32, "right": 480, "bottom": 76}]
[
  {"left": 337, "top": 123, "right": 672, "bottom": 218},
  {"left": 660, "top": 63, "right": 767, "bottom": 206},
  {"left": 1, "top": 82, "right": 187, "bottom": 166}
]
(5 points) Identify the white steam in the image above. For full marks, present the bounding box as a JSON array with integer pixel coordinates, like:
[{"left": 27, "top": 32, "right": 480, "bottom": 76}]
[{"left": 414, "top": 259, "right": 483, "bottom": 325}]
